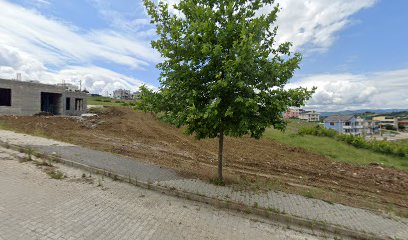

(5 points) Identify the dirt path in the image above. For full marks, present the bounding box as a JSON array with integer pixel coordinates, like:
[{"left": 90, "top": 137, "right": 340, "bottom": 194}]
[{"left": 0, "top": 107, "right": 407, "bottom": 217}]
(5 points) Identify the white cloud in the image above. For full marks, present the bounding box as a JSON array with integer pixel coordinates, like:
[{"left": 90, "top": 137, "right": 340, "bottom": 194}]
[
  {"left": 0, "top": 0, "right": 389, "bottom": 107},
  {"left": 287, "top": 69, "right": 408, "bottom": 111},
  {"left": 0, "top": 0, "right": 160, "bottom": 69},
  {"left": 0, "top": 45, "right": 46, "bottom": 80},
  {"left": 0, "top": 0, "right": 160, "bottom": 94},
  {"left": 0, "top": 44, "right": 154, "bottom": 94},
  {"left": 54, "top": 66, "right": 155, "bottom": 94},
  {"left": 34, "top": 0, "right": 50, "bottom": 5},
  {"left": 90, "top": 0, "right": 154, "bottom": 35},
  {"left": 159, "top": 0, "right": 376, "bottom": 53},
  {"left": 266, "top": 0, "right": 377, "bottom": 52}
]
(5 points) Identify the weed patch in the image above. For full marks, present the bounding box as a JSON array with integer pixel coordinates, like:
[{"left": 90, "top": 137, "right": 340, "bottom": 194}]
[
  {"left": 25, "top": 147, "right": 35, "bottom": 161},
  {"left": 209, "top": 178, "right": 225, "bottom": 186},
  {"left": 34, "top": 160, "right": 53, "bottom": 167},
  {"left": 46, "top": 169, "right": 65, "bottom": 180}
]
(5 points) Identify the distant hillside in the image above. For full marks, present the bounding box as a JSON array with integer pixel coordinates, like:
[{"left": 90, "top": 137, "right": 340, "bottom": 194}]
[{"left": 320, "top": 109, "right": 408, "bottom": 117}]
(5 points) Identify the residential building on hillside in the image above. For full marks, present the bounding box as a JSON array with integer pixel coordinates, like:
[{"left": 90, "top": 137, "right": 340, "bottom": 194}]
[
  {"left": 324, "top": 115, "right": 366, "bottom": 135},
  {"left": 284, "top": 107, "right": 320, "bottom": 122},
  {"left": 372, "top": 116, "right": 399, "bottom": 129},
  {"left": 399, "top": 120, "right": 408, "bottom": 126},
  {"left": 0, "top": 78, "right": 87, "bottom": 116},
  {"left": 113, "top": 89, "right": 131, "bottom": 100},
  {"left": 113, "top": 89, "right": 141, "bottom": 100},
  {"left": 283, "top": 107, "right": 302, "bottom": 119},
  {"left": 56, "top": 83, "right": 79, "bottom": 91},
  {"left": 299, "top": 110, "right": 320, "bottom": 122},
  {"left": 362, "top": 120, "right": 380, "bottom": 135}
]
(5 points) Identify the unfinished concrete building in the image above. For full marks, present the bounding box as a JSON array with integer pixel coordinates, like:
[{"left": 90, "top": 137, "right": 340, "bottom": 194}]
[{"left": 0, "top": 78, "right": 87, "bottom": 116}]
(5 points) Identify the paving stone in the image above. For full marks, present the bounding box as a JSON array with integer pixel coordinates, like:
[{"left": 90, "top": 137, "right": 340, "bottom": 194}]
[
  {"left": 0, "top": 148, "right": 320, "bottom": 240},
  {"left": 0, "top": 129, "right": 407, "bottom": 239}
]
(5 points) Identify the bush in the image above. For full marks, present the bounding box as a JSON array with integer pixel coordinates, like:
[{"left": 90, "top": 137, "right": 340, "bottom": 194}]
[
  {"left": 156, "top": 112, "right": 179, "bottom": 125},
  {"left": 385, "top": 125, "right": 397, "bottom": 131},
  {"left": 298, "top": 126, "right": 408, "bottom": 158},
  {"left": 298, "top": 126, "right": 337, "bottom": 138}
]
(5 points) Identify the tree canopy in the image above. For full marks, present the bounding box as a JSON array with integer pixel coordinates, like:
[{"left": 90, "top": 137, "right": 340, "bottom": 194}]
[{"left": 142, "top": 0, "right": 315, "bottom": 180}]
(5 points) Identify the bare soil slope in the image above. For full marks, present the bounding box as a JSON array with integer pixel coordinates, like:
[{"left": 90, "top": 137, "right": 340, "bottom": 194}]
[{"left": 0, "top": 107, "right": 407, "bottom": 216}]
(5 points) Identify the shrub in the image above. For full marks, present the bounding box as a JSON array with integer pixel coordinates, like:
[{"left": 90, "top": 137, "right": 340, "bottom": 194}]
[
  {"left": 46, "top": 169, "right": 64, "bottom": 179},
  {"left": 350, "top": 136, "right": 367, "bottom": 148},
  {"left": 385, "top": 125, "right": 397, "bottom": 131},
  {"left": 298, "top": 126, "right": 408, "bottom": 158},
  {"left": 298, "top": 126, "right": 337, "bottom": 138}
]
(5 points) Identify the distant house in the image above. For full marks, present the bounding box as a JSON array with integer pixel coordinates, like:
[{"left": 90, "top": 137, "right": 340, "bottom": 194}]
[
  {"left": 112, "top": 89, "right": 141, "bottom": 100},
  {"left": 0, "top": 78, "right": 87, "bottom": 116},
  {"left": 362, "top": 120, "right": 380, "bottom": 135},
  {"left": 113, "top": 89, "right": 132, "bottom": 100},
  {"left": 324, "top": 115, "right": 365, "bottom": 135},
  {"left": 283, "top": 107, "right": 302, "bottom": 119},
  {"left": 284, "top": 107, "right": 320, "bottom": 122},
  {"left": 372, "top": 116, "right": 399, "bottom": 129},
  {"left": 299, "top": 110, "right": 320, "bottom": 122},
  {"left": 56, "top": 83, "right": 79, "bottom": 92},
  {"left": 324, "top": 115, "right": 380, "bottom": 135}
]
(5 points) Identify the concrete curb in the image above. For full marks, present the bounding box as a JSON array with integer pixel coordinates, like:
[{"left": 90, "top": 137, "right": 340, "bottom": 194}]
[{"left": 0, "top": 141, "right": 391, "bottom": 240}]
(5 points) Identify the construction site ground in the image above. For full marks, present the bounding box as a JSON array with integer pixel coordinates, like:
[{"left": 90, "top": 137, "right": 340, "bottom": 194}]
[{"left": 0, "top": 107, "right": 406, "bottom": 218}]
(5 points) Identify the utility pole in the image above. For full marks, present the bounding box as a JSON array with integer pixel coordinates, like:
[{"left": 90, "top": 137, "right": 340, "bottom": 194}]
[{"left": 79, "top": 80, "right": 82, "bottom": 91}]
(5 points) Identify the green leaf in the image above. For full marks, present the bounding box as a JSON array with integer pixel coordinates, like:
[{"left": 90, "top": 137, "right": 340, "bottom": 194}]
[{"left": 142, "top": 0, "right": 315, "bottom": 141}]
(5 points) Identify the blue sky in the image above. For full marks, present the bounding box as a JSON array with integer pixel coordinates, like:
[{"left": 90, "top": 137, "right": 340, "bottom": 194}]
[
  {"left": 298, "top": 1, "right": 408, "bottom": 75},
  {"left": 0, "top": 0, "right": 407, "bottom": 111}
]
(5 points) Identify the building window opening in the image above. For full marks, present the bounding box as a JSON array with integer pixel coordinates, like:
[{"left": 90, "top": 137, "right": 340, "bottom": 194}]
[
  {"left": 75, "top": 98, "right": 83, "bottom": 111},
  {"left": 41, "top": 92, "right": 62, "bottom": 115},
  {"left": 0, "top": 88, "right": 11, "bottom": 106},
  {"left": 66, "top": 98, "right": 71, "bottom": 110}
]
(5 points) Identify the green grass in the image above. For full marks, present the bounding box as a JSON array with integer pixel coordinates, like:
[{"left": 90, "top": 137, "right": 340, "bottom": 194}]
[
  {"left": 394, "top": 139, "right": 408, "bottom": 146},
  {"left": 87, "top": 96, "right": 135, "bottom": 107},
  {"left": 0, "top": 121, "right": 13, "bottom": 131},
  {"left": 280, "top": 119, "right": 319, "bottom": 133},
  {"left": 263, "top": 120, "right": 408, "bottom": 170}
]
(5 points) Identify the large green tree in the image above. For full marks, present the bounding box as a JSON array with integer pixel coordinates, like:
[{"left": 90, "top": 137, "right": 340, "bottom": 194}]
[{"left": 143, "top": 0, "right": 315, "bottom": 181}]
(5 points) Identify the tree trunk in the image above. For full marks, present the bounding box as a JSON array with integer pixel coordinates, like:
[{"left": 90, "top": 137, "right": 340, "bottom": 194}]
[{"left": 218, "top": 128, "right": 224, "bottom": 181}]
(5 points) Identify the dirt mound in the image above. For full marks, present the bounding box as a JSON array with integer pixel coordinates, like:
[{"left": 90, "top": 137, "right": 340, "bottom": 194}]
[{"left": 1, "top": 107, "right": 407, "bottom": 216}]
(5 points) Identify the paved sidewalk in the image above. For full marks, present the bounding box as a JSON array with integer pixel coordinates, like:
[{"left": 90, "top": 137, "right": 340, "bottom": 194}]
[
  {"left": 0, "top": 129, "right": 407, "bottom": 239},
  {"left": 0, "top": 147, "right": 319, "bottom": 240}
]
